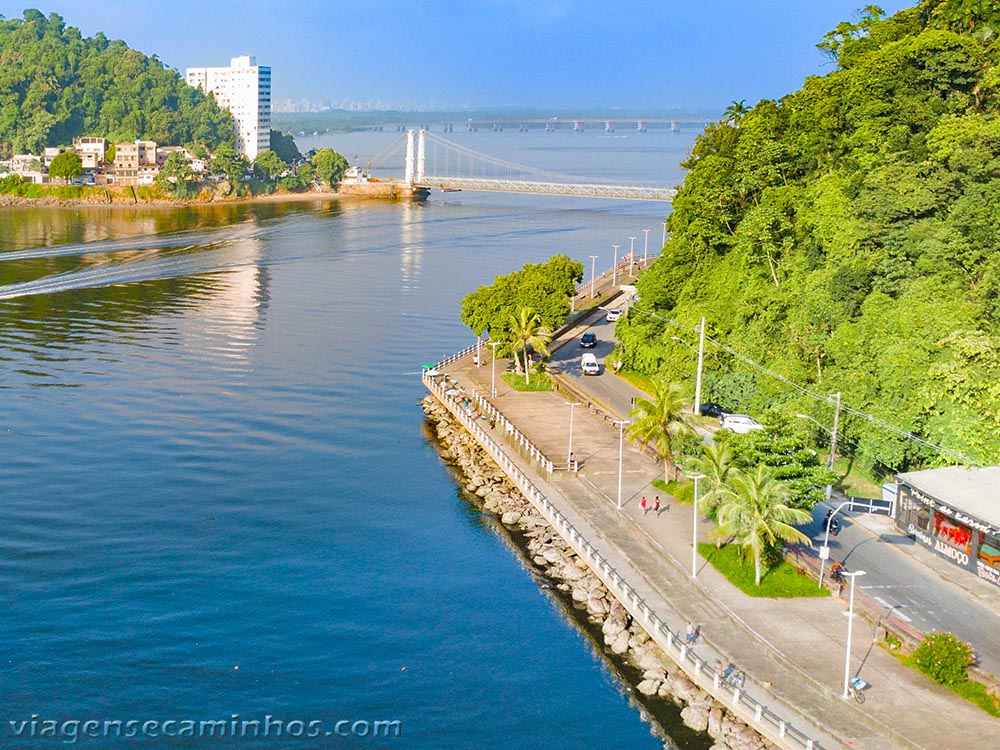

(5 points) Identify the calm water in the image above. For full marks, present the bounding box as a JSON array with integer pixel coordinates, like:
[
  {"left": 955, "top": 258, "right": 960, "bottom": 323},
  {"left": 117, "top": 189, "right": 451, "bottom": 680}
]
[{"left": 0, "top": 129, "right": 708, "bottom": 748}]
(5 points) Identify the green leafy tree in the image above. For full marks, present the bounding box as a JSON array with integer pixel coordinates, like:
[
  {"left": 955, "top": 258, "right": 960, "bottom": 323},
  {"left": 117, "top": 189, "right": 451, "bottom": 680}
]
[
  {"left": 210, "top": 144, "right": 248, "bottom": 190},
  {"left": 508, "top": 307, "right": 552, "bottom": 385},
  {"left": 723, "top": 99, "right": 750, "bottom": 125},
  {"left": 155, "top": 150, "right": 196, "bottom": 198},
  {"left": 253, "top": 149, "right": 285, "bottom": 181},
  {"left": 47, "top": 151, "right": 83, "bottom": 182},
  {"left": 311, "top": 148, "right": 348, "bottom": 186},
  {"left": 712, "top": 465, "right": 812, "bottom": 585},
  {"left": 270, "top": 129, "right": 301, "bottom": 163},
  {"left": 461, "top": 255, "right": 583, "bottom": 344},
  {"left": 627, "top": 380, "right": 695, "bottom": 482}
]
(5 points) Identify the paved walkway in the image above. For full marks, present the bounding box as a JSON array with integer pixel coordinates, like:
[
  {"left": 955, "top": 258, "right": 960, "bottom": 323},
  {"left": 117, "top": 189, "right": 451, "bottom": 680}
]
[{"left": 437, "top": 352, "right": 999, "bottom": 749}]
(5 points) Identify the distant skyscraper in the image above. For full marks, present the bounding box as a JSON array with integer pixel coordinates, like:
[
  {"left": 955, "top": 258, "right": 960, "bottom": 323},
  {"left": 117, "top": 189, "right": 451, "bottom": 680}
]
[{"left": 186, "top": 55, "right": 271, "bottom": 160}]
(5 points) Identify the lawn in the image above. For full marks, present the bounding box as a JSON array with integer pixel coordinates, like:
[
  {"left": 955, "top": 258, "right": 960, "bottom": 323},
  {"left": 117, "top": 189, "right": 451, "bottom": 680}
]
[
  {"left": 501, "top": 372, "right": 553, "bottom": 392},
  {"left": 697, "top": 542, "right": 830, "bottom": 598}
]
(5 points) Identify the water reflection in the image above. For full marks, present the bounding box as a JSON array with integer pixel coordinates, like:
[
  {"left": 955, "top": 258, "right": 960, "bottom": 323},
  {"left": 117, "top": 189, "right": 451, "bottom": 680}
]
[{"left": 399, "top": 200, "right": 426, "bottom": 294}]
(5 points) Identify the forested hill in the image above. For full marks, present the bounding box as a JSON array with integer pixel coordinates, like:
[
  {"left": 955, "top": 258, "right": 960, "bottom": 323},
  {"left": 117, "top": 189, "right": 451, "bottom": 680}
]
[
  {"left": 624, "top": 0, "right": 1000, "bottom": 472},
  {"left": 0, "top": 10, "right": 234, "bottom": 156}
]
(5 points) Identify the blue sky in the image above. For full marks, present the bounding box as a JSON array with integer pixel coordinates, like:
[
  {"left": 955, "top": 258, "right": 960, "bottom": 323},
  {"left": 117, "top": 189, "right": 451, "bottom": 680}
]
[{"left": 7, "top": 1, "right": 914, "bottom": 112}]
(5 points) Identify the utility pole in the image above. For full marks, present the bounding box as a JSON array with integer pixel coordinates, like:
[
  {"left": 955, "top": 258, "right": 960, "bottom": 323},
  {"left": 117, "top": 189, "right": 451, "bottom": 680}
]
[
  {"left": 612, "top": 244, "right": 619, "bottom": 287},
  {"left": 643, "top": 228, "right": 650, "bottom": 266},
  {"left": 829, "top": 392, "right": 842, "bottom": 471},
  {"left": 694, "top": 317, "right": 705, "bottom": 415},
  {"left": 589, "top": 255, "right": 598, "bottom": 299},
  {"left": 628, "top": 236, "right": 636, "bottom": 277}
]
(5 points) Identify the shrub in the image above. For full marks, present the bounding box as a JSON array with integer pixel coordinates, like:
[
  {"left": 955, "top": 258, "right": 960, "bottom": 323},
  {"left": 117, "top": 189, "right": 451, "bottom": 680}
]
[{"left": 912, "top": 632, "right": 974, "bottom": 686}]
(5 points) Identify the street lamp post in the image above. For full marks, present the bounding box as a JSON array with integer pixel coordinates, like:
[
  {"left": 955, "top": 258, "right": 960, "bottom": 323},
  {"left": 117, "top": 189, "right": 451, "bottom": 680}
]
[
  {"left": 690, "top": 472, "right": 706, "bottom": 578},
  {"left": 842, "top": 570, "right": 867, "bottom": 700},
  {"left": 613, "top": 419, "right": 629, "bottom": 509},
  {"left": 643, "top": 228, "right": 650, "bottom": 266},
  {"left": 628, "top": 236, "right": 636, "bottom": 277},
  {"left": 662, "top": 220, "right": 667, "bottom": 247},
  {"left": 487, "top": 340, "right": 503, "bottom": 398},
  {"left": 566, "top": 401, "right": 581, "bottom": 471},
  {"left": 589, "top": 255, "right": 598, "bottom": 299},
  {"left": 817, "top": 500, "right": 850, "bottom": 589},
  {"left": 612, "top": 244, "right": 620, "bottom": 287}
]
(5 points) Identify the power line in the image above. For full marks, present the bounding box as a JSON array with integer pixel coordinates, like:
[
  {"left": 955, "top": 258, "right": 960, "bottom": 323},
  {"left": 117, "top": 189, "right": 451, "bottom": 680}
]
[{"left": 629, "top": 308, "right": 980, "bottom": 467}]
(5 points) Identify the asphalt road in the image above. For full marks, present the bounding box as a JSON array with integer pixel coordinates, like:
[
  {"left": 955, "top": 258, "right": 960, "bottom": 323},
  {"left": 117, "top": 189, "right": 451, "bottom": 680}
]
[{"left": 557, "top": 310, "right": 1000, "bottom": 678}]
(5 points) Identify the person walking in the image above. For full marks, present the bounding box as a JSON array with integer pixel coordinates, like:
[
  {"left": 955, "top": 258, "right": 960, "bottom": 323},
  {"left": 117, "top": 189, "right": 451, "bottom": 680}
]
[
  {"left": 640, "top": 496, "right": 648, "bottom": 515},
  {"left": 685, "top": 622, "right": 697, "bottom": 643},
  {"left": 653, "top": 496, "right": 661, "bottom": 516}
]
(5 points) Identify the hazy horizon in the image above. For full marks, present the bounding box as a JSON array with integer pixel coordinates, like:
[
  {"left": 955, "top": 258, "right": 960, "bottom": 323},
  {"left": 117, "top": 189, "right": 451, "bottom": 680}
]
[{"left": 10, "top": 1, "right": 914, "bottom": 113}]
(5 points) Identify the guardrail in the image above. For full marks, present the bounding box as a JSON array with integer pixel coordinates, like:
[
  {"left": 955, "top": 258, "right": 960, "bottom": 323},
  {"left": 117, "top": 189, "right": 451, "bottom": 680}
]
[
  {"left": 425, "top": 372, "right": 555, "bottom": 474},
  {"left": 847, "top": 496, "right": 894, "bottom": 516},
  {"left": 423, "top": 370, "right": 828, "bottom": 750}
]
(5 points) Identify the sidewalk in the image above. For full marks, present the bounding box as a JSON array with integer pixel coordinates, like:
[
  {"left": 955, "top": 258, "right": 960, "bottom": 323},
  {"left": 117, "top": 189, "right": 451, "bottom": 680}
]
[{"left": 442, "top": 354, "right": 999, "bottom": 749}]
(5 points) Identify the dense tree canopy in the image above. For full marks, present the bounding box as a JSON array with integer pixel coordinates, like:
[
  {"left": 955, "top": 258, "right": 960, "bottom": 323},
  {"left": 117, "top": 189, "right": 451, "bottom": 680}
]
[
  {"left": 461, "top": 255, "right": 584, "bottom": 344},
  {"left": 622, "top": 0, "right": 1000, "bottom": 474},
  {"left": 0, "top": 10, "right": 235, "bottom": 156}
]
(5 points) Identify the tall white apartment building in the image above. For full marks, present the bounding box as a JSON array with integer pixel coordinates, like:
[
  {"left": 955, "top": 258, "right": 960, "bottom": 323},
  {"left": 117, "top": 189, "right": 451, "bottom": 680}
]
[{"left": 186, "top": 55, "right": 271, "bottom": 160}]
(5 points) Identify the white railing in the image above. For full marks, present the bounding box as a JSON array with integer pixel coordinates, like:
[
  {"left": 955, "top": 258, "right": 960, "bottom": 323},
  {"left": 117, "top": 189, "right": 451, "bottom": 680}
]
[
  {"left": 423, "top": 372, "right": 828, "bottom": 750},
  {"left": 424, "top": 372, "right": 555, "bottom": 474}
]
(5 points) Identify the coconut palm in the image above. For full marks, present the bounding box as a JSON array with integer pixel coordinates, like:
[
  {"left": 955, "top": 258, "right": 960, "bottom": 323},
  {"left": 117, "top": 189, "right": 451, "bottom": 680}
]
[
  {"left": 508, "top": 306, "right": 552, "bottom": 385},
  {"left": 685, "top": 442, "right": 740, "bottom": 540},
  {"left": 723, "top": 99, "right": 749, "bottom": 126},
  {"left": 627, "top": 379, "right": 695, "bottom": 483},
  {"left": 712, "top": 464, "right": 812, "bottom": 585}
]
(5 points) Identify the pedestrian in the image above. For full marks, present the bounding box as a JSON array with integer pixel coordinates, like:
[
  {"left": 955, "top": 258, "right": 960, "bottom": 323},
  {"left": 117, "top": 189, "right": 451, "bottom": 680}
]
[
  {"left": 569, "top": 451, "right": 576, "bottom": 471},
  {"left": 653, "top": 496, "right": 661, "bottom": 516},
  {"left": 489, "top": 415, "right": 496, "bottom": 430},
  {"left": 640, "top": 496, "right": 648, "bottom": 515},
  {"left": 685, "top": 622, "right": 696, "bottom": 644}
]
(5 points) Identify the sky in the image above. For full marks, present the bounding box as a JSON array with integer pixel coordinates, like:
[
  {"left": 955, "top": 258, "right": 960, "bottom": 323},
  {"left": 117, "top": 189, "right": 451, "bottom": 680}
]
[{"left": 4, "top": 1, "right": 916, "bottom": 112}]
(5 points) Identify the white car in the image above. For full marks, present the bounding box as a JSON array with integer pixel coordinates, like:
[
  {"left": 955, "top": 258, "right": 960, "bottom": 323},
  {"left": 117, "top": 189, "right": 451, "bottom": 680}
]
[
  {"left": 606, "top": 308, "right": 623, "bottom": 322},
  {"left": 580, "top": 353, "right": 600, "bottom": 375},
  {"left": 719, "top": 414, "right": 764, "bottom": 434}
]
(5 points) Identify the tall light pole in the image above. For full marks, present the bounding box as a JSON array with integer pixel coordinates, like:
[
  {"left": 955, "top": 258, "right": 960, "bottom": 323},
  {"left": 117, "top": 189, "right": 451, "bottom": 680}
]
[
  {"left": 642, "top": 228, "right": 650, "bottom": 266},
  {"left": 817, "top": 499, "right": 850, "bottom": 589},
  {"left": 842, "top": 570, "right": 866, "bottom": 700},
  {"left": 628, "top": 236, "right": 636, "bottom": 277},
  {"left": 487, "top": 340, "right": 503, "bottom": 398},
  {"left": 662, "top": 220, "right": 667, "bottom": 247},
  {"left": 690, "top": 473, "right": 706, "bottom": 578},
  {"left": 589, "top": 254, "right": 598, "bottom": 299},
  {"left": 566, "top": 401, "right": 581, "bottom": 470},
  {"left": 613, "top": 420, "right": 629, "bottom": 509},
  {"left": 694, "top": 317, "right": 706, "bottom": 416},
  {"left": 612, "top": 244, "right": 620, "bottom": 287}
]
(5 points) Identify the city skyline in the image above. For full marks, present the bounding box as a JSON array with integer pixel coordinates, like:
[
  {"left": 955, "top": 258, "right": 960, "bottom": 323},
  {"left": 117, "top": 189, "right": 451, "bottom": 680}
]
[{"left": 12, "top": 1, "right": 913, "bottom": 113}]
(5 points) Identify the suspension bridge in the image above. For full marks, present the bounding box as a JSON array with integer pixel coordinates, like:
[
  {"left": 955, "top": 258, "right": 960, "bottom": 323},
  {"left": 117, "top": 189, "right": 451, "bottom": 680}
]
[{"left": 362, "top": 129, "right": 676, "bottom": 202}]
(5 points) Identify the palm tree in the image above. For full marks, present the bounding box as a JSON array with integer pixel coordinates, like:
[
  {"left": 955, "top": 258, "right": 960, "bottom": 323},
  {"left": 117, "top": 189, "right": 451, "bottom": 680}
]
[
  {"left": 627, "top": 380, "right": 695, "bottom": 483},
  {"left": 723, "top": 99, "right": 749, "bottom": 126},
  {"left": 508, "top": 307, "right": 552, "bottom": 385},
  {"left": 712, "top": 465, "right": 812, "bottom": 585},
  {"left": 685, "top": 442, "right": 740, "bottom": 542}
]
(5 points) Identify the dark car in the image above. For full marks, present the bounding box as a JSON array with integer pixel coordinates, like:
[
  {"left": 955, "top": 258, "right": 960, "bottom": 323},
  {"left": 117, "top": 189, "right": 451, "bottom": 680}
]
[
  {"left": 699, "top": 403, "right": 730, "bottom": 419},
  {"left": 581, "top": 332, "right": 597, "bottom": 348}
]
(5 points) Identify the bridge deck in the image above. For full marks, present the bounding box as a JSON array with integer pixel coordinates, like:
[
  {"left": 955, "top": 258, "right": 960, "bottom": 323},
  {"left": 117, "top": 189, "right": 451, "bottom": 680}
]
[{"left": 414, "top": 177, "right": 675, "bottom": 201}]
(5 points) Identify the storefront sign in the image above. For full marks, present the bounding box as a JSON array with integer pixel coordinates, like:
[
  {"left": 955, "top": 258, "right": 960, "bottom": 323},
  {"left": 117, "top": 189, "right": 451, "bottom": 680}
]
[
  {"left": 908, "top": 523, "right": 973, "bottom": 570},
  {"left": 906, "top": 486, "right": 1000, "bottom": 536},
  {"left": 977, "top": 562, "right": 1000, "bottom": 588}
]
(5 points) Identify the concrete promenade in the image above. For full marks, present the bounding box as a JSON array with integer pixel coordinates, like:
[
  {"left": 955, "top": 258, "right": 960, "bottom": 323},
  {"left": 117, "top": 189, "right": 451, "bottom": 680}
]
[{"left": 431, "top": 345, "right": 998, "bottom": 749}]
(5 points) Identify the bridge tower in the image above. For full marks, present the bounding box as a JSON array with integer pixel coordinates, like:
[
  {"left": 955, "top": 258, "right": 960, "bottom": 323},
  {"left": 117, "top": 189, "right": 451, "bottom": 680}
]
[{"left": 405, "top": 129, "right": 427, "bottom": 185}]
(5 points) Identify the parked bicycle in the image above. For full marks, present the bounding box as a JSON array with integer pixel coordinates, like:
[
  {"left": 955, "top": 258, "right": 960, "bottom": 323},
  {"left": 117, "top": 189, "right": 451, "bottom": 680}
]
[{"left": 848, "top": 676, "right": 868, "bottom": 704}]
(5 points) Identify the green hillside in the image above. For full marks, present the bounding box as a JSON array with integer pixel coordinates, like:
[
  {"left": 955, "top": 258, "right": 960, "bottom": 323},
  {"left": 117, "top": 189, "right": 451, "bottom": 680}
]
[
  {"left": 0, "top": 10, "right": 235, "bottom": 155},
  {"left": 623, "top": 1, "right": 1000, "bottom": 473}
]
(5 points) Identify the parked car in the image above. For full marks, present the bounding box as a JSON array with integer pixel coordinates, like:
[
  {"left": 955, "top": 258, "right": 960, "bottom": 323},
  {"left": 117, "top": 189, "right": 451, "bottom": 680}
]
[
  {"left": 581, "top": 353, "right": 600, "bottom": 375},
  {"left": 699, "top": 403, "right": 731, "bottom": 419},
  {"left": 719, "top": 414, "right": 764, "bottom": 434},
  {"left": 581, "top": 332, "right": 597, "bottom": 348},
  {"left": 606, "top": 308, "right": 623, "bottom": 322}
]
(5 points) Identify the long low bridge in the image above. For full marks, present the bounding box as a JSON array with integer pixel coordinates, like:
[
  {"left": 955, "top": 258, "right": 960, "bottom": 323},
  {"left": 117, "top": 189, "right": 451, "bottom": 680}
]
[{"left": 369, "top": 129, "right": 676, "bottom": 202}]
